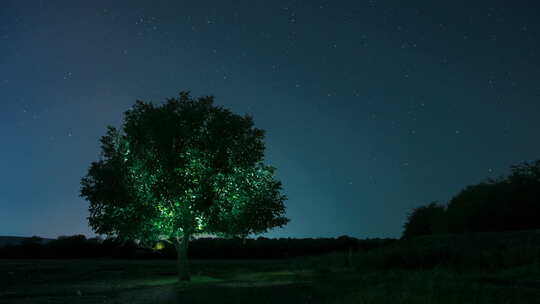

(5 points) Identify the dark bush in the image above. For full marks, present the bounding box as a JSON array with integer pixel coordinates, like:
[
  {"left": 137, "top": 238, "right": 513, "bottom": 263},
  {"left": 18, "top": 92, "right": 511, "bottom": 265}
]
[{"left": 402, "top": 202, "right": 446, "bottom": 239}]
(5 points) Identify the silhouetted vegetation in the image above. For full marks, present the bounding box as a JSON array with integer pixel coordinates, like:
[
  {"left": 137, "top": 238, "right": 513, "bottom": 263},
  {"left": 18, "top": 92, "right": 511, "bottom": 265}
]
[
  {"left": 0, "top": 234, "right": 394, "bottom": 260},
  {"left": 350, "top": 230, "right": 540, "bottom": 272},
  {"left": 403, "top": 160, "right": 540, "bottom": 238},
  {"left": 402, "top": 202, "right": 446, "bottom": 239}
]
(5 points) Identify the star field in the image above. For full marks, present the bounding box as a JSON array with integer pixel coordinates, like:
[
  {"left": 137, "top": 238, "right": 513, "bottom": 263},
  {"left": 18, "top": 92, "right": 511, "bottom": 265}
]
[{"left": 1, "top": 0, "right": 540, "bottom": 239}]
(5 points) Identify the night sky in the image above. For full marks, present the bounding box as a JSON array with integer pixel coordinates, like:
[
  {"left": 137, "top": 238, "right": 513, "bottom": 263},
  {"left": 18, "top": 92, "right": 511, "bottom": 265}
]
[{"left": 2, "top": 1, "right": 540, "bottom": 239}]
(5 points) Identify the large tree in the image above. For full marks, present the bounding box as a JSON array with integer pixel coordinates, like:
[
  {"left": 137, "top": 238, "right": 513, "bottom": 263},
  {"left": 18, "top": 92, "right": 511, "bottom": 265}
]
[{"left": 81, "top": 92, "right": 289, "bottom": 281}]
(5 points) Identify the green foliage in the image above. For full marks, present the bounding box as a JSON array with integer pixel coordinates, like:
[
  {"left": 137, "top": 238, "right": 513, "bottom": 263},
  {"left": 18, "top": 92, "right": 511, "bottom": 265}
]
[{"left": 80, "top": 91, "right": 288, "bottom": 247}]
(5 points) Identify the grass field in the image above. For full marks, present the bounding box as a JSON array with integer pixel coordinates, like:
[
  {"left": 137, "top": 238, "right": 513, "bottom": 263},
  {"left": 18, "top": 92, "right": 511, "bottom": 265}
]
[{"left": 2, "top": 255, "right": 540, "bottom": 304}]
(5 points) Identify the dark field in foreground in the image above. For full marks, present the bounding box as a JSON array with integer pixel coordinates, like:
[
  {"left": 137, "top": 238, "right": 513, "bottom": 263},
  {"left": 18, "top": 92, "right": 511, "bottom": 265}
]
[{"left": 2, "top": 256, "right": 540, "bottom": 304}]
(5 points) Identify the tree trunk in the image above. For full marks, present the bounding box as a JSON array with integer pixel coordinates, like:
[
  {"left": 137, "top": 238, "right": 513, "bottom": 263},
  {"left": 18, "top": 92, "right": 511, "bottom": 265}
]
[{"left": 176, "top": 234, "right": 190, "bottom": 281}]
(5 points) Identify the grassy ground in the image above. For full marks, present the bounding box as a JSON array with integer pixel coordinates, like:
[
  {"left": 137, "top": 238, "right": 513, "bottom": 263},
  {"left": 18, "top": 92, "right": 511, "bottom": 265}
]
[{"left": 1, "top": 257, "right": 540, "bottom": 303}]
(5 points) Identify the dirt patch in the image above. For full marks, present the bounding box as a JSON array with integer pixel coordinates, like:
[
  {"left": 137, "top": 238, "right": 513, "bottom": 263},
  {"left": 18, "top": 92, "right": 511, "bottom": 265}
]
[{"left": 111, "top": 285, "right": 180, "bottom": 304}]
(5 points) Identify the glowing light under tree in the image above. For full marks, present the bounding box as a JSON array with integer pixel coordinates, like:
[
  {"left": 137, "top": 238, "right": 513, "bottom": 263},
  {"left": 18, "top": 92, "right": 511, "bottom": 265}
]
[{"left": 80, "top": 91, "right": 289, "bottom": 281}]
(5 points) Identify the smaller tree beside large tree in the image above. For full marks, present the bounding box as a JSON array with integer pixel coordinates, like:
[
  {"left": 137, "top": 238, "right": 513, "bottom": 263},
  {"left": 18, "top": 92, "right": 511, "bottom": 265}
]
[
  {"left": 81, "top": 92, "right": 289, "bottom": 281},
  {"left": 402, "top": 202, "right": 446, "bottom": 239}
]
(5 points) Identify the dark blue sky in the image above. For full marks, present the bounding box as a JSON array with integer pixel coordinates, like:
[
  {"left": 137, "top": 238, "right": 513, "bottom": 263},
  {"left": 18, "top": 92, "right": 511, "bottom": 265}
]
[{"left": 1, "top": 1, "right": 540, "bottom": 239}]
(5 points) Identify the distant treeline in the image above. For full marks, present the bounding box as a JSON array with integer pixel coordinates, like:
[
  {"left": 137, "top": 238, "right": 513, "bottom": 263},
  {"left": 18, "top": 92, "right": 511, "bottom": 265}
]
[
  {"left": 0, "top": 235, "right": 395, "bottom": 259},
  {"left": 403, "top": 160, "right": 540, "bottom": 238}
]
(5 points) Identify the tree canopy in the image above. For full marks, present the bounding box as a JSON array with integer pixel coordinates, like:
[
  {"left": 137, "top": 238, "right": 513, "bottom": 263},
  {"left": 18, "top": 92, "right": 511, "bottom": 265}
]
[{"left": 80, "top": 92, "right": 289, "bottom": 280}]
